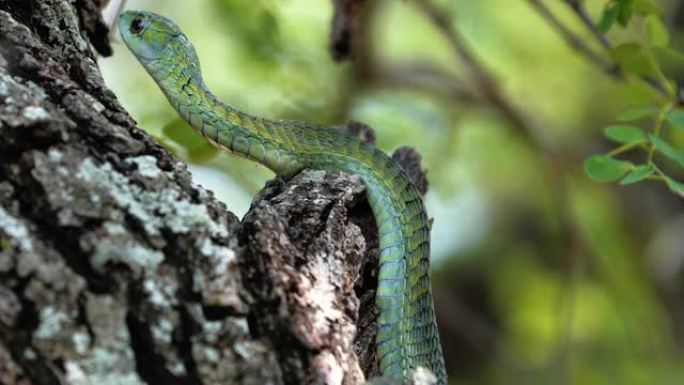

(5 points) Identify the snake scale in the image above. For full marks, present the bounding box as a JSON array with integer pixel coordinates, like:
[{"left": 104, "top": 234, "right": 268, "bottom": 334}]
[{"left": 119, "top": 10, "right": 447, "bottom": 384}]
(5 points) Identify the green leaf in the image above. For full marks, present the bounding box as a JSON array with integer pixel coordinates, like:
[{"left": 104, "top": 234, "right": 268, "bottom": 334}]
[
  {"left": 610, "top": 42, "right": 659, "bottom": 77},
  {"left": 617, "top": 106, "right": 657, "bottom": 121},
  {"left": 619, "top": 164, "right": 654, "bottom": 184},
  {"left": 616, "top": 0, "right": 634, "bottom": 26},
  {"left": 599, "top": 0, "right": 659, "bottom": 31},
  {"left": 634, "top": 0, "right": 662, "bottom": 15},
  {"left": 603, "top": 124, "right": 647, "bottom": 144},
  {"left": 663, "top": 175, "right": 684, "bottom": 195},
  {"left": 163, "top": 118, "right": 199, "bottom": 144},
  {"left": 651, "top": 46, "right": 684, "bottom": 79},
  {"left": 187, "top": 145, "right": 219, "bottom": 164},
  {"left": 162, "top": 118, "right": 218, "bottom": 164},
  {"left": 667, "top": 109, "right": 684, "bottom": 131},
  {"left": 645, "top": 15, "right": 669, "bottom": 47},
  {"left": 584, "top": 155, "right": 633, "bottom": 182},
  {"left": 649, "top": 134, "right": 684, "bottom": 167},
  {"left": 597, "top": 3, "right": 620, "bottom": 34},
  {"left": 211, "top": 1, "right": 281, "bottom": 61}
]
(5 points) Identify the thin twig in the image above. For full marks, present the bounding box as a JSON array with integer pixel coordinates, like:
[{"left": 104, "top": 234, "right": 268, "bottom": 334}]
[
  {"left": 369, "top": 62, "right": 478, "bottom": 103},
  {"left": 104, "top": 0, "right": 127, "bottom": 30},
  {"left": 413, "top": 0, "right": 535, "bottom": 140},
  {"left": 564, "top": 0, "right": 611, "bottom": 50},
  {"left": 527, "top": 0, "right": 612, "bottom": 70},
  {"left": 555, "top": 0, "right": 674, "bottom": 100}
]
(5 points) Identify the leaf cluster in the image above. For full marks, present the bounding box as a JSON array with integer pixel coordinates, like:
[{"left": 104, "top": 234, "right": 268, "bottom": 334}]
[{"left": 584, "top": 0, "right": 684, "bottom": 196}]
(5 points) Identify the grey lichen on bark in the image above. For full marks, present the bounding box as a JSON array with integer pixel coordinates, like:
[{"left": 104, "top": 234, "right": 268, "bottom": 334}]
[{"left": 0, "top": 1, "right": 275, "bottom": 384}]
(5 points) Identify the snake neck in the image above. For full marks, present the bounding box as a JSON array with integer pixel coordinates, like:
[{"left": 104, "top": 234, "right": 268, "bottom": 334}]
[
  {"left": 142, "top": 56, "right": 229, "bottom": 132},
  {"left": 143, "top": 56, "right": 302, "bottom": 176}
]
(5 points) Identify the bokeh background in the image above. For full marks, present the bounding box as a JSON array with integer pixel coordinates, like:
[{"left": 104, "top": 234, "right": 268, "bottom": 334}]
[{"left": 101, "top": 0, "right": 684, "bottom": 384}]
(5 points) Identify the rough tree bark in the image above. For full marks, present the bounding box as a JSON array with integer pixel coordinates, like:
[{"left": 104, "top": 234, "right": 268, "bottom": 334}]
[{"left": 0, "top": 2, "right": 433, "bottom": 385}]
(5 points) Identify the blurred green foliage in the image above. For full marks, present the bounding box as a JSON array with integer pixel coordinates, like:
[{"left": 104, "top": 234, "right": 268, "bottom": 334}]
[
  {"left": 102, "top": 0, "right": 684, "bottom": 383},
  {"left": 584, "top": 0, "right": 684, "bottom": 196}
]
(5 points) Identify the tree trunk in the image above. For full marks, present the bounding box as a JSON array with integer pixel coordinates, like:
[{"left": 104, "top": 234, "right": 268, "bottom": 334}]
[{"left": 0, "top": 1, "right": 386, "bottom": 384}]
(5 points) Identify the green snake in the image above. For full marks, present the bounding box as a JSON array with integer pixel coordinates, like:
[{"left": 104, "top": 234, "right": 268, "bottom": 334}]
[{"left": 119, "top": 10, "right": 447, "bottom": 384}]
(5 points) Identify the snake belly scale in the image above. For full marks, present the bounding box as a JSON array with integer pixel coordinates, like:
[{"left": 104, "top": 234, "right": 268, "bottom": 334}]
[{"left": 119, "top": 10, "right": 447, "bottom": 384}]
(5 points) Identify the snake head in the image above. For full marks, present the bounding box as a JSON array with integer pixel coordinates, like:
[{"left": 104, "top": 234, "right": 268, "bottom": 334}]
[{"left": 119, "top": 10, "right": 198, "bottom": 68}]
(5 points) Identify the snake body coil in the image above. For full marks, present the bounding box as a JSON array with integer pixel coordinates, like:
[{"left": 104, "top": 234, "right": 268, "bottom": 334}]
[{"left": 119, "top": 11, "right": 447, "bottom": 384}]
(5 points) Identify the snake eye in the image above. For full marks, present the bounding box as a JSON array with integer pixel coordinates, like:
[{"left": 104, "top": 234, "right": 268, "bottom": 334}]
[{"left": 130, "top": 17, "right": 145, "bottom": 35}]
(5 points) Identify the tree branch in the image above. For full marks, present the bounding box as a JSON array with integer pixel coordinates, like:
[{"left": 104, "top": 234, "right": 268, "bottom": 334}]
[
  {"left": 413, "top": 0, "right": 535, "bottom": 140},
  {"left": 529, "top": 0, "right": 674, "bottom": 101},
  {"left": 526, "top": 0, "right": 613, "bottom": 70},
  {"left": 563, "top": 0, "right": 611, "bottom": 50}
]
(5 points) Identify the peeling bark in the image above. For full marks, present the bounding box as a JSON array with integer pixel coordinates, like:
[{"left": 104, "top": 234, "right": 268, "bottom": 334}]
[
  {"left": 0, "top": 2, "right": 433, "bottom": 385},
  {"left": 241, "top": 171, "right": 370, "bottom": 385}
]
